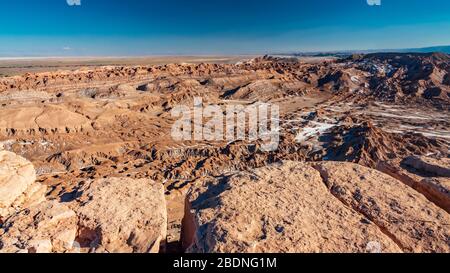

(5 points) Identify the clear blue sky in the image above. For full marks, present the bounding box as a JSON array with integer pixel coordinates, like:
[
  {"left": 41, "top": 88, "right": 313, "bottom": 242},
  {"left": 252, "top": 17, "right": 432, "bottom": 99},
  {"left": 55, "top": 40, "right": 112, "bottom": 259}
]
[{"left": 0, "top": 0, "right": 449, "bottom": 56}]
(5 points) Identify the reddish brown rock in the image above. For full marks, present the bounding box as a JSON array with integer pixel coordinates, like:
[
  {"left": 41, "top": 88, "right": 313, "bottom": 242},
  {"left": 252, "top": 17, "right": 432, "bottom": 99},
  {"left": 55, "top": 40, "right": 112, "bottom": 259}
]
[
  {"left": 0, "top": 151, "right": 45, "bottom": 220},
  {"left": 73, "top": 177, "right": 167, "bottom": 253},
  {"left": 183, "top": 162, "right": 402, "bottom": 253},
  {"left": 377, "top": 156, "right": 450, "bottom": 213},
  {"left": 403, "top": 156, "right": 450, "bottom": 177},
  {"left": 183, "top": 161, "right": 450, "bottom": 253},
  {"left": 0, "top": 201, "right": 78, "bottom": 253},
  {"left": 314, "top": 162, "right": 450, "bottom": 253}
]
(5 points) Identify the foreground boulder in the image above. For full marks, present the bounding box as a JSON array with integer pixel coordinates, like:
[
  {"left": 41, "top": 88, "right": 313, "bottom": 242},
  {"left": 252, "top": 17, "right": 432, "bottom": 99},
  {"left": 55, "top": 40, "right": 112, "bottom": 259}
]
[
  {"left": 182, "top": 162, "right": 402, "bottom": 253},
  {"left": 311, "top": 162, "right": 449, "bottom": 253},
  {"left": 1, "top": 177, "right": 168, "bottom": 253},
  {"left": 0, "top": 151, "right": 46, "bottom": 220},
  {"left": 183, "top": 161, "right": 450, "bottom": 253},
  {"left": 0, "top": 201, "right": 77, "bottom": 253},
  {"left": 0, "top": 151, "right": 168, "bottom": 253},
  {"left": 0, "top": 151, "right": 76, "bottom": 253},
  {"left": 74, "top": 178, "right": 167, "bottom": 253}
]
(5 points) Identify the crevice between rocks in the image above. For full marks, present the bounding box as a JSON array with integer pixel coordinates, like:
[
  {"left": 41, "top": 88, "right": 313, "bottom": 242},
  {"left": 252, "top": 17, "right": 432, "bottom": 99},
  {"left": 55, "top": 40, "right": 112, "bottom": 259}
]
[
  {"left": 311, "top": 164, "right": 407, "bottom": 252},
  {"left": 377, "top": 162, "right": 450, "bottom": 214},
  {"left": 179, "top": 196, "right": 196, "bottom": 253}
]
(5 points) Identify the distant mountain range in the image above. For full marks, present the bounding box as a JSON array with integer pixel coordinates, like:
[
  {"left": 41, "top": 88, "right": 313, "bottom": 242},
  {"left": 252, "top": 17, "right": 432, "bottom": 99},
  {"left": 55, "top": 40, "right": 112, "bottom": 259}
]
[
  {"left": 400, "top": 45, "right": 450, "bottom": 54},
  {"left": 280, "top": 45, "right": 450, "bottom": 58}
]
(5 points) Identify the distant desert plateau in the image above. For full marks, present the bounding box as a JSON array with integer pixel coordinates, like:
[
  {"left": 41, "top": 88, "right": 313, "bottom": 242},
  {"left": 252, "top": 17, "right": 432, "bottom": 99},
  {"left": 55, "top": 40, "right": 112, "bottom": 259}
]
[{"left": 0, "top": 56, "right": 256, "bottom": 77}]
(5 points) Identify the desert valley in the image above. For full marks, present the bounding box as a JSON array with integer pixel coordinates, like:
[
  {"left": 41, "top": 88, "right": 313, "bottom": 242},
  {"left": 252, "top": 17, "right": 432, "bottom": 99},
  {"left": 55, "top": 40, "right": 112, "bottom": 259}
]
[{"left": 0, "top": 53, "right": 449, "bottom": 253}]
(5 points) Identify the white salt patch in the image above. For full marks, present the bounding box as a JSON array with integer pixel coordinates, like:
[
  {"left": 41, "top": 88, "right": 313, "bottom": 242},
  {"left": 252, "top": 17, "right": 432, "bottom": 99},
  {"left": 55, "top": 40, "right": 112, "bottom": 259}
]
[{"left": 295, "top": 122, "right": 337, "bottom": 143}]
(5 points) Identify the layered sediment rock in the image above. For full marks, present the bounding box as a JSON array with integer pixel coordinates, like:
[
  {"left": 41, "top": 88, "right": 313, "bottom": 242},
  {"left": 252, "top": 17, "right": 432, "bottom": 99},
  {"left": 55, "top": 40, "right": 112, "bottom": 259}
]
[{"left": 0, "top": 105, "right": 92, "bottom": 135}]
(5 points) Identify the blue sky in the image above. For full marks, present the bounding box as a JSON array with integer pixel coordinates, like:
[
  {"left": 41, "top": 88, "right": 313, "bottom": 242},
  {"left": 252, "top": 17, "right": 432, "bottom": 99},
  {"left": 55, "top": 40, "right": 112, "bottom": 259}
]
[{"left": 0, "top": 0, "right": 449, "bottom": 56}]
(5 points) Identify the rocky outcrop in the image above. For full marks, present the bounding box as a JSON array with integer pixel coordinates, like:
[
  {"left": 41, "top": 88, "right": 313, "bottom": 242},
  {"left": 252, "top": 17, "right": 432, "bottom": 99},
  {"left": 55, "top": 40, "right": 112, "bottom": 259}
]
[
  {"left": 313, "top": 162, "right": 450, "bottom": 253},
  {"left": 73, "top": 178, "right": 167, "bottom": 253},
  {"left": 0, "top": 151, "right": 45, "bottom": 220},
  {"left": 0, "top": 151, "right": 168, "bottom": 253},
  {"left": 349, "top": 53, "right": 450, "bottom": 103},
  {"left": 377, "top": 156, "right": 450, "bottom": 213},
  {"left": 183, "top": 161, "right": 450, "bottom": 253},
  {"left": 0, "top": 54, "right": 449, "bottom": 254},
  {"left": 403, "top": 156, "right": 450, "bottom": 177},
  {"left": 321, "top": 121, "right": 448, "bottom": 168},
  {"left": 183, "top": 162, "right": 402, "bottom": 253},
  {"left": 0, "top": 105, "right": 92, "bottom": 136},
  {"left": 0, "top": 201, "right": 78, "bottom": 253},
  {"left": 0, "top": 152, "right": 76, "bottom": 253}
]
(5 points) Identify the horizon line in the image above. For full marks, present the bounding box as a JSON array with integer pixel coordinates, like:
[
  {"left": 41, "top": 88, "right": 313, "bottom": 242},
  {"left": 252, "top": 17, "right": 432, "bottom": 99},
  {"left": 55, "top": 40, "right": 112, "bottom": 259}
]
[{"left": 0, "top": 44, "right": 449, "bottom": 60}]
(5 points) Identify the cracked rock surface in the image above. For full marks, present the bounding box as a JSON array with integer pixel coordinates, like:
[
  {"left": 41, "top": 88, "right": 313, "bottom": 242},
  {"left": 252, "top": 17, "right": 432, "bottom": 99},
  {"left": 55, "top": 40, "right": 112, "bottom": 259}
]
[
  {"left": 0, "top": 201, "right": 77, "bottom": 253},
  {"left": 0, "top": 152, "right": 167, "bottom": 253},
  {"left": 313, "top": 162, "right": 450, "bottom": 253},
  {"left": 183, "top": 161, "right": 449, "bottom": 253},
  {"left": 73, "top": 177, "right": 167, "bottom": 253}
]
